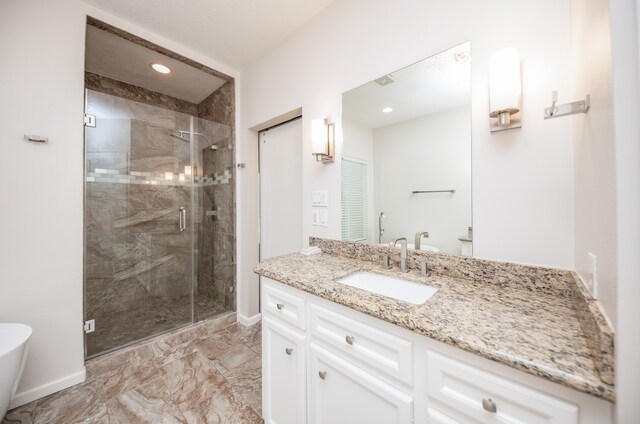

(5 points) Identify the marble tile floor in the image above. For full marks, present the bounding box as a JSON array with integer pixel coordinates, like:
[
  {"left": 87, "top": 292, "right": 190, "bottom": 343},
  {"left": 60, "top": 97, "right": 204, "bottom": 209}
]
[
  {"left": 86, "top": 294, "right": 228, "bottom": 357},
  {"left": 4, "top": 312, "right": 263, "bottom": 424}
]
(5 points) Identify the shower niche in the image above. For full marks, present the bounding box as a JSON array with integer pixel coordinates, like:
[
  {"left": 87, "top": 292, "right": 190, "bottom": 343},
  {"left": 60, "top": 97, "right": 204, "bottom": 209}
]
[{"left": 83, "top": 18, "right": 236, "bottom": 357}]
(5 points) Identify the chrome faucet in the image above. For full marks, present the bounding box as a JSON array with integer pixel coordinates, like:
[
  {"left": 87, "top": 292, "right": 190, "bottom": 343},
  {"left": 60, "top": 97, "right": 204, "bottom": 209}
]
[
  {"left": 389, "top": 237, "right": 409, "bottom": 273},
  {"left": 415, "top": 231, "right": 430, "bottom": 250},
  {"left": 378, "top": 212, "right": 386, "bottom": 244}
]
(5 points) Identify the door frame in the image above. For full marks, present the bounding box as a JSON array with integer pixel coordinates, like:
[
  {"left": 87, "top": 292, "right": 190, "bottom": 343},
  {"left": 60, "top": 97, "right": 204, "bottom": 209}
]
[{"left": 257, "top": 115, "right": 303, "bottom": 313}]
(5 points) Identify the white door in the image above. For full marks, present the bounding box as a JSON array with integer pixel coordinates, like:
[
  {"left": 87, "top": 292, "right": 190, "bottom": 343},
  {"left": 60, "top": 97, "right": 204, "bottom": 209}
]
[
  {"left": 259, "top": 117, "right": 303, "bottom": 260},
  {"left": 309, "top": 343, "right": 414, "bottom": 424},
  {"left": 262, "top": 316, "right": 306, "bottom": 424}
]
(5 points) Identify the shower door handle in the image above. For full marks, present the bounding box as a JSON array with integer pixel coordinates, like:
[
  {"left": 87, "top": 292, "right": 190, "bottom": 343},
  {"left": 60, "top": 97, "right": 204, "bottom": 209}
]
[{"left": 179, "top": 207, "right": 186, "bottom": 232}]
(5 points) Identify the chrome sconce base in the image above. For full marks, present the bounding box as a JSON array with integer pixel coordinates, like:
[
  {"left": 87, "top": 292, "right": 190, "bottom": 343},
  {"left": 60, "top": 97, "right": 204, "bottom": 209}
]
[
  {"left": 313, "top": 152, "right": 335, "bottom": 163},
  {"left": 311, "top": 118, "right": 335, "bottom": 164},
  {"left": 489, "top": 108, "right": 521, "bottom": 132}
]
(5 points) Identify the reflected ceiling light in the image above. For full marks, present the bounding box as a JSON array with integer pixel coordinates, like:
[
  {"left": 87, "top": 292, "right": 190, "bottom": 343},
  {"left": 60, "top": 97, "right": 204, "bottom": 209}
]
[
  {"left": 382, "top": 107, "right": 393, "bottom": 113},
  {"left": 151, "top": 63, "right": 171, "bottom": 74}
]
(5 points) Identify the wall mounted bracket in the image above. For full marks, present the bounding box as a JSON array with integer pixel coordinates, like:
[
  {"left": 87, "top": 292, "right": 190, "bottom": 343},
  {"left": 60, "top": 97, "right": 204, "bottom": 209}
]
[{"left": 544, "top": 90, "right": 590, "bottom": 120}]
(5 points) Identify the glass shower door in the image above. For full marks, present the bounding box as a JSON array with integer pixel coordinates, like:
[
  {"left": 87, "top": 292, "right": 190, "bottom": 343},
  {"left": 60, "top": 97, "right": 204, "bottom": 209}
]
[
  {"left": 83, "top": 90, "right": 194, "bottom": 357},
  {"left": 192, "top": 116, "right": 234, "bottom": 320}
]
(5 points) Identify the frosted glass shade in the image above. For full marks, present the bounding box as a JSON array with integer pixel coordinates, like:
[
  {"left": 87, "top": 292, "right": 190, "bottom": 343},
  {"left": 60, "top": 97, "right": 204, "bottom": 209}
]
[
  {"left": 489, "top": 48, "right": 521, "bottom": 114},
  {"left": 311, "top": 118, "right": 327, "bottom": 155}
]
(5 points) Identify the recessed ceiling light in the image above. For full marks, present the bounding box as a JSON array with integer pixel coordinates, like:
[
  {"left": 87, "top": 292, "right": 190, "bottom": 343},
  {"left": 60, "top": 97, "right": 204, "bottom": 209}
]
[
  {"left": 382, "top": 107, "right": 393, "bottom": 113},
  {"left": 151, "top": 63, "right": 171, "bottom": 74}
]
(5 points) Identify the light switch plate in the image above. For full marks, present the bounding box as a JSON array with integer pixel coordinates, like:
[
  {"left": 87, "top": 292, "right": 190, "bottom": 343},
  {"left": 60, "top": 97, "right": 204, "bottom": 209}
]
[
  {"left": 312, "top": 210, "right": 320, "bottom": 226},
  {"left": 312, "top": 190, "right": 328, "bottom": 207},
  {"left": 319, "top": 209, "right": 328, "bottom": 227}
]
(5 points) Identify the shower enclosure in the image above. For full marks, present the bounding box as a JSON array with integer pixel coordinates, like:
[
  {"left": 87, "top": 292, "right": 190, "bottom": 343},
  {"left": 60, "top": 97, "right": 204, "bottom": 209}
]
[{"left": 83, "top": 89, "right": 235, "bottom": 357}]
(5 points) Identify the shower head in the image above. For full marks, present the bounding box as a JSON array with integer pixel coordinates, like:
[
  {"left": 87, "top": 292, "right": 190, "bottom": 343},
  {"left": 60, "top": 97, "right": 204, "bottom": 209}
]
[
  {"left": 170, "top": 130, "right": 217, "bottom": 150},
  {"left": 170, "top": 132, "right": 190, "bottom": 143}
]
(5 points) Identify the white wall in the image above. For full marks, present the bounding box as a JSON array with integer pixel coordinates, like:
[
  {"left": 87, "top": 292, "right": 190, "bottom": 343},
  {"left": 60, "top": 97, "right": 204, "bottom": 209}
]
[
  {"left": 0, "top": 0, "right": 87, "bottom": 405},
  {"left": 240, "top": 0, "right": 575, "bottom": 318},
  {"left": 609, "top": 0, "right": 640, "bottom": 420},
  {"left": 0, "top": 0, "right": 240, "bottom": 406},
  {"left": 372, "top": 106, "right": 471, "bottom": 254},
  {"left": 571, "top": 0, "right": 618, "bottom": 327},
  {"left": 341, "top": 118, "right": 375, "bottom": 243}
]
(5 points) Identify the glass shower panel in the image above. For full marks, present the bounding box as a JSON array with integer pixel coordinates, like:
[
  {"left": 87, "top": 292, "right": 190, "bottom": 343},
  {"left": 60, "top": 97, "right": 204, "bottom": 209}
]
[
  {"left": 83, "top": 90, "right": 194, "bottom": 357},
  {"left": 192, "top": 117, "right": 234, "bottom": 320}
]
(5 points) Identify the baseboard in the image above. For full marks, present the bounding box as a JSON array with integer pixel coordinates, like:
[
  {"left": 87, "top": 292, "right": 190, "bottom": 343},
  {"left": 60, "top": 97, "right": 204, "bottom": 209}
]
[
  {"left": 9, "top": 368, "right": 86, "bottom": 409},
  {"left": 237, "top": 312, "right": 262, "bottom": 327}
]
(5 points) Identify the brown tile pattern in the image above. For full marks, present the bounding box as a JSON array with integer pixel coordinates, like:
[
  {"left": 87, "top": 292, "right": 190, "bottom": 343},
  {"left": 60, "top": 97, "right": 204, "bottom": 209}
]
[
  {"left": 83, "top": 19, "right": 238, "bottom": 347},
  {"left": 4, "top": 313, "right": 263, "bottom": 424},
  {"left": 197, "top": 81, "right": 235, "bottom": 127},
  {"left": 86, "top": 17, "right": 233, "bottom": 83},
  {"left": 254, "top": 247, "right": 615, "bottom": 402},
  {"left": 85, "top": 72, "right": 198, "bottom": 115},
  {"left": 197, "top": 116, "right": 236, "bottom": 311},
  {"left": 84, "top": 90, "right": 236, "bottom": 356}
]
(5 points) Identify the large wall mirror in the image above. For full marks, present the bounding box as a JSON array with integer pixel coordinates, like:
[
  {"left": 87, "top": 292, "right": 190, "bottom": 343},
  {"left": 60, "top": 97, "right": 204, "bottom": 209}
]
[{"left": 341, "top": 42, "right": 472, "bottom": 256}]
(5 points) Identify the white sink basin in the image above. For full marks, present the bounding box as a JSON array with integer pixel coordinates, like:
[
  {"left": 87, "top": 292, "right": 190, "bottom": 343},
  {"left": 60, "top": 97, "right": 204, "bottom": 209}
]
[{"left": 336, "top": 272, "right": 438, "bottom": 305}]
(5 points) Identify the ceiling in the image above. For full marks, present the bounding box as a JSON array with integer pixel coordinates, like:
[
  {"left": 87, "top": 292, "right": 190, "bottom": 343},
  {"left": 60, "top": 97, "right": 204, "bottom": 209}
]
[
  {"left": 80, "top": 0, "right": 337, "bottom": 69},
  {"left": 343, "top": 42, "right": 471, "bottom": 129},
  {"left": 85, "top": 26, "right": 227, "bottom": 103}
]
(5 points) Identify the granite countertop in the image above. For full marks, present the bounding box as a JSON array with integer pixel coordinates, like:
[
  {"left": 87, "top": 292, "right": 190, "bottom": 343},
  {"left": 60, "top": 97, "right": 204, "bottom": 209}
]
[{"left": 255, "top": 252, "right": 615, "bottom": 402}]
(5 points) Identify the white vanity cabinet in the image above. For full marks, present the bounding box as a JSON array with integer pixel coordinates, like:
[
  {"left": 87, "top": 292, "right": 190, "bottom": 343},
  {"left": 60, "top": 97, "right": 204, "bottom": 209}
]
[
  {"left": 426, "top": 350, "right": 581, "bottom": 424},
  {"left": 308, "top": 343, "right": 414, "bottom": 424},
  {"left": 261, "top": 278, "right": 613, "bottom": 424},
  {"left": 262, "top": 281, "right": 308, "bottom": 424}
]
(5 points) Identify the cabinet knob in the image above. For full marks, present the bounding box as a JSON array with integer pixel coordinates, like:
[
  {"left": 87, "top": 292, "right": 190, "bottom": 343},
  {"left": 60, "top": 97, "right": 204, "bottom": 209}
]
[
  {"left": 482, "top": 398, "right": 497, "bottom": 413},
  {"left": 318, "top": 371, "right": 327, "bottom": 380},
  {"left": 276, "top": 303, "right": 284, "bottom": 310},
  {"left": 285, "top": 347, "right": 293, "bottom": 355},
  {"left": 345, "top": 335, "right": 355, "bottom": 345}
]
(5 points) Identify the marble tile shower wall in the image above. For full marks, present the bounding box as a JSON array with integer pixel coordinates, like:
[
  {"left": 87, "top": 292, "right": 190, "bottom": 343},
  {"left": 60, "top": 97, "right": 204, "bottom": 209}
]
[
  {"left": 196, "top": 81, "right": 236, "bottom": 311},
  {"left": 84, "top": 88, "right": 235, "bottom": 356}
]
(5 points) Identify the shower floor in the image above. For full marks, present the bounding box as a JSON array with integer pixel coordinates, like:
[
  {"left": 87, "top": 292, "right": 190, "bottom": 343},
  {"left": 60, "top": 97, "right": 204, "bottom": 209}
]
[{"left": 86, "top": 294, "right": 228, "bottom": 358}]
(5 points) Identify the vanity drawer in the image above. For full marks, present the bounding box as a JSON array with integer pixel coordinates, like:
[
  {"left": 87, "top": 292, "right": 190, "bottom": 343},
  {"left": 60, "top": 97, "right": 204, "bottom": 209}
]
[
  {"left": 426, "top": 351, "right": 579, "bottom": 424},
  {"left": 262, "top": 279, "right": 306, "bottom": 330},
  {"left": 310, "top": 303, "right": 413, "bottom": 386}
]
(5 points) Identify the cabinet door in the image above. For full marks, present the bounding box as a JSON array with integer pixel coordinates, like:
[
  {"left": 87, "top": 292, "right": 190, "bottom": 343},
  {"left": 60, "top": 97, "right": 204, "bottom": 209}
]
[
  {"left": 309, "top": 343, "right": 414, "bottom": 424},
  {"left": 263, "top": 317, "right": 306, "bottom": 424}
]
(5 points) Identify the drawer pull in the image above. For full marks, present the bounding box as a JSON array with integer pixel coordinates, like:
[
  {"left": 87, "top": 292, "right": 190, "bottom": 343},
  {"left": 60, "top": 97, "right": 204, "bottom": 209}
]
[
  {"left": 345, "top": 335, "right": 355, "bottom": 345},
  {"left": 318, "top": 371, "right": 327, "bottom": 380},
  {"left": 482, "top": 398, "right": 497, "bottom": 413},
  {"left": 285, "top": 348, "right": 293, "bottom": 355},
  {"left": 276, "top": 303, "right": 284, "bottom": 310}
]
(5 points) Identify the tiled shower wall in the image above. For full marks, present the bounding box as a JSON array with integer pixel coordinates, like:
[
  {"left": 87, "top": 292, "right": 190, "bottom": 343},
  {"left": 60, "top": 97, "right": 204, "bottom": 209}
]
[
  {"left": 84, "top": 77, "right": 235, "bottom": 356},
  {"left": 197, "top": 81, "right": 236, "bottom": 310}
]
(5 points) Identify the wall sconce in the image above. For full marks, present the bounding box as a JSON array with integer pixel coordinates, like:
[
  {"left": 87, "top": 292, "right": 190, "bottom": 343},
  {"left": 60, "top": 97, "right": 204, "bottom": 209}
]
[
  {"left": 489, "top": 48, "right": 522, "bottom": 132},
  {"left": 311, "top": 118, "right": 335, "bottom": 163}
]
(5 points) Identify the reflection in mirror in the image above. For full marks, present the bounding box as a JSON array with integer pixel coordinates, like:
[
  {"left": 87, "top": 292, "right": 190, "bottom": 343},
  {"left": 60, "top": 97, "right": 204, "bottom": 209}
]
[{"left": 341, "top": 42, "right": 472, "bottom": 256}]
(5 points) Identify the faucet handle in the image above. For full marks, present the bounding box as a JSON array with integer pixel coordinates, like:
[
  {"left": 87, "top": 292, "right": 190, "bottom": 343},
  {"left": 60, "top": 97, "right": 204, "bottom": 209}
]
[
  {"left": 383, "top": 254, "right": 392, "bottom": 269},
  {"left": 420, "top": 258, "right": 431, "bottom": 277}
]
